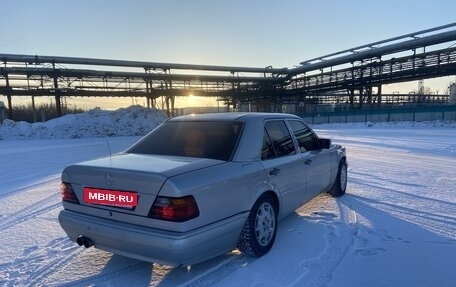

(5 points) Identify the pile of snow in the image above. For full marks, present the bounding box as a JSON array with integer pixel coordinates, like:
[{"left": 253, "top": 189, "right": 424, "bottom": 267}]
[
  {"left": 313, "top": 120, "right": 456, "bottom": 129},
  {"left": 0, "top": 106, "right": 168, "bottom": 140}
]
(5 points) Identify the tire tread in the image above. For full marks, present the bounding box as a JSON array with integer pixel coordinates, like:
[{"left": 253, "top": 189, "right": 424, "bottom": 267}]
[{"left": 236, "top": 194, "right": 277, "bottom": 257}]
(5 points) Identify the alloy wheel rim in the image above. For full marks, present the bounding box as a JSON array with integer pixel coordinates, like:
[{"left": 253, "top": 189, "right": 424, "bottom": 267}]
[{"left": 255, "top": 202, "right": 275, "bottom": 247}]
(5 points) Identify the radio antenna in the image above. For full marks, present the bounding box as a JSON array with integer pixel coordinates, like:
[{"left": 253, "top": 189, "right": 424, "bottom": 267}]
[{"left": 105, "top": 136, "right": 112, "bottom": 167}]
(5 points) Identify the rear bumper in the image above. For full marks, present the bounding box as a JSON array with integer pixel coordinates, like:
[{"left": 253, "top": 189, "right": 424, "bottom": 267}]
[{"left": 58, "top": 209, "right": 248, "bottom": 266}]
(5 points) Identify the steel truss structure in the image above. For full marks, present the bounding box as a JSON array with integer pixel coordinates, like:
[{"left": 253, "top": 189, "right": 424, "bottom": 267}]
[{"left": 1, "top": 23, "right": 456, "bottom": 119}]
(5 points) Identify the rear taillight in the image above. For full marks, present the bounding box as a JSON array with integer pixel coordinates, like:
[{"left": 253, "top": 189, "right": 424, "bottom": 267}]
[
  {"left": 61, "top": 182, "right": 80, "bottom": 204},
  {"left": 148, "top": 196, "right": 199, "bottom": 222}
]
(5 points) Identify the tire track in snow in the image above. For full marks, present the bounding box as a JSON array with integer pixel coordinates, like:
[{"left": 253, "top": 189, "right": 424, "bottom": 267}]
[
  {"left": 347, "top": 145, "right": 456, "bottom": 239},
  {"left": 0, "top": 193, "right": 61, "bottom": 230},
  {"left": 291, "top": 198, "right": 359, "bottom": 287},
  {"left": 27, "top": 246, "right": 84, "bottom": 287},
  {"left": 342, "top": 194, "right": 456, "bottom": 239},
  {"left": 0, "top": 237, "right": 83, "bottom": 287},
  {"left": 1, "top": 236, "right": 148, "bottom": 287},
  {"left": 0, "top": 174, "right": 61, "bottom": 199},
  {"left": 348, "top": 154, "right": 456, "bottom": 239},
  {"left": 348, "top": 148, "right": 455, "bottom": 173}
]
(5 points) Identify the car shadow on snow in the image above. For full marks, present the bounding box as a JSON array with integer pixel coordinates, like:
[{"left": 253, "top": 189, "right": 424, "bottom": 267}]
[
  {"left": 332, "top": 195, "right": 456, "bottom": 287},
  {"left": 156, "top": 252, "right": 250, "bottom": 287},
  {"left": 58, "top": 255, "right": 152, "bottom": 287},
  {"left": 156, "top": 195, "right": 343, "bottom": 286},
  {"left": 158, "top": 204, "right": 341, "bottom": 286}
]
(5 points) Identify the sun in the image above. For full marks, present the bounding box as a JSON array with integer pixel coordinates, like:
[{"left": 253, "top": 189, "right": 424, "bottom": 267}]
[
  {"left": 174, "top": 93, "right": 217, "bottom": 108},
  {"left": 185, "top": 93, "right": 199, "bottom": 106}
]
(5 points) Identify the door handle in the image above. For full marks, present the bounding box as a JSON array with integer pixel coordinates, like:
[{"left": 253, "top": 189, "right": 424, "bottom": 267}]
[
  {"left": 305, "top": 159, "right": 313, "bottom": 165},
  {"left": 269, "top": 167, "right": 281, "bottom": 176}
]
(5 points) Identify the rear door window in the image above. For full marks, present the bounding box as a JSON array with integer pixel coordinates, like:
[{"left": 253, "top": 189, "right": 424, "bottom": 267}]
[{"left": 263, "top": 120, "right": 296, "bottom": 159}]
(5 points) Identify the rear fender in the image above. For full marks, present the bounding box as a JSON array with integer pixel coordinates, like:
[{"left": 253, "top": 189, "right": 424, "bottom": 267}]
[{"left": 251, "top": 181, "right": 281, "bottom": 218}]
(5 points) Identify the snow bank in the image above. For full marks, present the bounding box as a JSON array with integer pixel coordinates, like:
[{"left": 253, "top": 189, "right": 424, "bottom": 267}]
[{"left": 0, "top": 106, "right": 168, "bottom": 140}]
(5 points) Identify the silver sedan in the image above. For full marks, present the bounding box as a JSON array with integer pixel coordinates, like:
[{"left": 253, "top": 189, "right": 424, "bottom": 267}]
[{"left": 59, "top": 112, "right": 347, "bottom": 266}]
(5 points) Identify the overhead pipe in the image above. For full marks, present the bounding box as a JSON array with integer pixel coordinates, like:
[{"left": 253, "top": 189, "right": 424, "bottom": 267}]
[
  {"left": 290, "top": 29, "right": 456, "bottom": 75},
  {"left": 0, "top": 66, "right": 284, "bottom": 83},
  {"left": 301, "top": 22, "right": 456, "bottom": 64},
  {"left": 0, "top": 53, "right": 288, "bottom": 75}
]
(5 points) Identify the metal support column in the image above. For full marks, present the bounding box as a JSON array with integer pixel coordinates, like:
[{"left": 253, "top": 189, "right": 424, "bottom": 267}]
[
  {"left": 164, "top": 69, "right": 175, "bottom": 117},
  {"left": 6, "top": 95, "right": 12, "bottom": 119},
  {"left": 31, "top": 96, "right": 37, "bottom": 122},
  {"left": 359, "top": 88, "right": 364, "bottom": 109},
  {"left": 5, "top": 74, "right": 13, "bottom": 119},
  {"left": 349, "top": 89, "right": 355, "bottom": 109},
  {"left": 164, "top": 80, "right": 170, "bottom": 117},
  {"left": 145, "top": 80, "right": 151, "bottom": 108},
  {"left": 367, "top": 86, "right": 373, "bottom": 107},
  {"left": 377, "top": 85, "right": 382, "bottom": 107},
  {"left": 53, "top": 64, "right": 62, "bottom": 117},
  {"left": 54, "top": 76, "right": 62, "bottom": 117}
]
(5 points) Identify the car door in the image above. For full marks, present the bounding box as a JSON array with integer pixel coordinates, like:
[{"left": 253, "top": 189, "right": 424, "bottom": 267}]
[
  {"left": 260, "top": 120, "right": 307, "bottom": 216},
  {"left": 287, "top": 120, "right": 332, "bottom": 199}
]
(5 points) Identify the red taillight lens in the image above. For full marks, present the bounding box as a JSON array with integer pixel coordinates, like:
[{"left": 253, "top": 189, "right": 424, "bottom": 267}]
[
  {"left": 61, "top": 182, "right": 80, "bottom": 204},
  {"left": 148, "top": 196, "right": 199, "bottom": 222}
]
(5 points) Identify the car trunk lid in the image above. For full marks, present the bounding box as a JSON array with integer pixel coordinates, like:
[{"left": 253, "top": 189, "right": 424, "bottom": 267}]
[{"left": 62, "top": 153, "right": 223, "bottom": 219}]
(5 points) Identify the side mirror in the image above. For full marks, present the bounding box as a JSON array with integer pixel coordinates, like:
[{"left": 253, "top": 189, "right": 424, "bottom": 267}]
[{"left": 319, "top": 138, "right": 332, "bottom": 149}]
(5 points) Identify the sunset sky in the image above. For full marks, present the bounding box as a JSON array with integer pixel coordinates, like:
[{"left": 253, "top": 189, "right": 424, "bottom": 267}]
[{"left": 1, "top": 0, "right": 456, "bottom": 109}]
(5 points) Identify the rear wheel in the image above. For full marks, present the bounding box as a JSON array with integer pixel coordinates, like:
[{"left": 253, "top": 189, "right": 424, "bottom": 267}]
[
  {"left": 237, "top": 194, "right": 278, "bottom": 257},
  {"left": 329, "top": 161, "right": 347, "bottom": 197}
]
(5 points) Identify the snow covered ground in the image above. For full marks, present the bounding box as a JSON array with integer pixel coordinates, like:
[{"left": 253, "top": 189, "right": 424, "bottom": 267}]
[{"left": 0, "top": 110, "right": 455, "bottom": 286}]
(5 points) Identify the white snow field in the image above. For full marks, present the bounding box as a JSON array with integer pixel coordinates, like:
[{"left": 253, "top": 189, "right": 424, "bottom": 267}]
[{"left": 0, "top": 109, "right": 455, "bottom": 287}]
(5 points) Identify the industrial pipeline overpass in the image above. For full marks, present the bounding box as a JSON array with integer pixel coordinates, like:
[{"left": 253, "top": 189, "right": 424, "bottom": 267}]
[{"left": 1, "top": 23, "right": 456, "bottom": 118}]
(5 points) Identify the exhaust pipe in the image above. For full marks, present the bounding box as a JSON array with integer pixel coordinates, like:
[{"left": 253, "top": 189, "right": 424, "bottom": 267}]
[{"left": 76, "top": 235, "right": 94, "bottom": 248}]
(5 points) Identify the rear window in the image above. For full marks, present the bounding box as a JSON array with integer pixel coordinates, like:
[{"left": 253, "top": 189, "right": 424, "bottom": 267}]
[{"left": 127, "top": 121, "right": 243, "bottom": 161}]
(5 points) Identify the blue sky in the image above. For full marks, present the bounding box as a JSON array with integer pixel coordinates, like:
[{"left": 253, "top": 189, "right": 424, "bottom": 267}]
[
  {"left": 2, "top": 0, "right": 456, "bottom": 67},
  {"left": 1, "top": 0, "right": 456, "bottom": 108}
]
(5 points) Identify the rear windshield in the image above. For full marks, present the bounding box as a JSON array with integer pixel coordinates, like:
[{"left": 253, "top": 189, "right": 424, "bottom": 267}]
[{"left": 127, "top": 121, "right": 243, "bottom": 161}]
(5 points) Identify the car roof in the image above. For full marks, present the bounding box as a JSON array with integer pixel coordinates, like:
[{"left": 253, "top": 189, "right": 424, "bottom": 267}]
[{"left": 169, "top": 112, "right": 301, "bottom": 122}]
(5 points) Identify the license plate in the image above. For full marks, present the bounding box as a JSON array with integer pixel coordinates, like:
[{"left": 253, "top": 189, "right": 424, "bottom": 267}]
[{"left": 83, "top": 187, "right": 138, "bottom": 208}]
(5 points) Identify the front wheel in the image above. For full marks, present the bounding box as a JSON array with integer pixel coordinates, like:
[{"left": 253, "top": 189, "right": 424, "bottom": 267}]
[
  {"left": 237, "top": 194, "right": 278, "bottom": 257},
  {"left": 329, "top": 161, "right": 347, "bottom": 197}
]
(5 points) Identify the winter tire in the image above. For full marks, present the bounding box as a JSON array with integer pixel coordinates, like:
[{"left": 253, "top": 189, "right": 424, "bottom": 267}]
[
  {"left": 329, "top": 161, "right": 347, "bottom": 197},
  {"left": 237, "top": 194, "right": 278, "bottom": 257}
]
